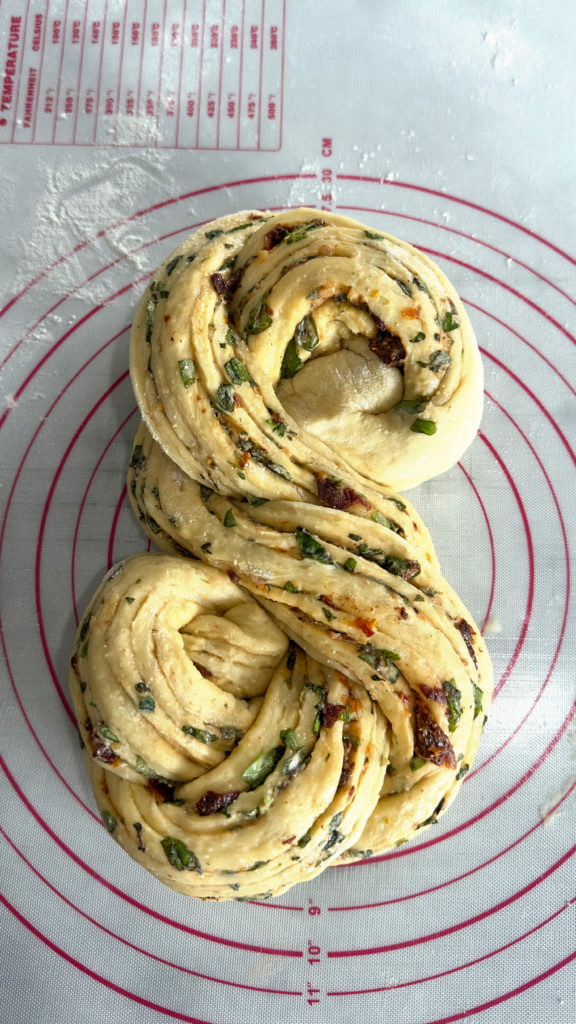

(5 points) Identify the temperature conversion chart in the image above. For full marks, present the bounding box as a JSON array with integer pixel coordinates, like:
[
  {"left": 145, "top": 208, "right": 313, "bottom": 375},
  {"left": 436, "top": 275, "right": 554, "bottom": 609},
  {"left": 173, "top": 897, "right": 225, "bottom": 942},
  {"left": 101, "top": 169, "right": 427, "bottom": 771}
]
[{"left": 0, "top": 0, "right": 285, "bottom": 149}]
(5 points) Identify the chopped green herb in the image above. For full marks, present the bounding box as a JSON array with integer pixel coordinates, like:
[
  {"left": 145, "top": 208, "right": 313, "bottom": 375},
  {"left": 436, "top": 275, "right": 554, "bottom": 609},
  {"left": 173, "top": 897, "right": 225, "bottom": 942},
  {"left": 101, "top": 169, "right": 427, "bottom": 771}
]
[
  {"left": 413, "top": 277, "right": 429, "bottom": 293},
  {"left": 242, "top": 747, "right": 284, "bottom": 789},
  {"left": 200, "top": 542, "right": 212, "bottom": 555},
  {"left": 226, "top": 221, "right": 254, "bottom": 233},
  {"left": 267, "top": 462, "right": 292, "bottom": 481},
  {"left": 215, "top": 383, "right": 235, "bottom": 413},
  {"left": 472, "top": 683, "right": 483, "bottom": 718},
  {"left": 245, "top": 494, "right": 268, "bottom": 506},
  {"left": 322, "top": 607, "right": 336, "bottom": 621},
  {"left": 294, "top": 314, "right": 319, "bottom": 352},
  {"left": 441, "top": 311, "right": 459, "bottom": 332},
  {"left": 135, "top": 756, "right": 159, "bottom": 778},
  {"left": 100, "top": 725, "right": 119, "bottom": 743},
  {"left": 102, "top": 810, "right": 117, "bottom": 833},
  {"left": 383, "top": 555, "right": 421, "bottom": 581},
  {"left": 297, "top": 831, "right": 312, "bottom": 847},
  {"left": 455, "top": 762, "right": 470, "bottom": 780},
  {"left": 135, "top": 681, "right": 149, "bottom": 693},
  {"left": 411, "top": 418, "right": 437, "bottom": 435},
  {"left": 166, "top": 254, "right": 183, "bottom": 275},
  {"left": 280, "top": 337, "right": 303, "bottom": 379},
  {"left": 161, "top": 837, "right": 202, "bottom": 872},
  {"left": 295, "top": 526, "right": 334, "bottom": 564},
  {"left": 145, "top": 297, "right": 156, "bottom": 344},
  {"left": 130, "top": 444, "right": 146, "bottom": 470},
  {"left": 358, "top": 643, "right": 400, "bottom": 669},
  {"left": 312, "top": 712, "right": 321, "bottom": 735},
  {"left": 225, "top": 357, "right": 252, "bottom": 385},
  {"left": 199, "top": 485, "right": 213, "bottom": 501},
  {"left": 442, "top": 680, "right": 462, "bottom": 732},
  {"left": 393, "top": 277, "right": 412, "bottom": 296},
  {"left": 420, "top": 350, "right": 451, "bottom": 374},
  {"left": 419, "top": 796, "right": 445, "bottom": 827},
  {"left": 245, "top": 300, "right": 273, "bottom": 335},
  {"left": 343, "top": 557, "right": 357, "bottom": 573},
  {"left": 205, "top": 228, "right": 224, "bottom": 240},
  {"left": 138, "top": 696, "right": 156, "bottom": 713},
  {"left": 220, "top": 726, "right": 241, "bottom": 742},
  {"left": 125, "top": 596, "right": 135, "bottom": 605},
  {"left": 364, "top": 230, "right": 384, "bottom": 240},
  {"left": 409, "top": 331, "right": 426, "bottom": 343},
  {"left": 283, "top": 581, "right": 298, "bottom": 592},
  {"left": 285, "top": 221, "right": 323, "bottom": 244},
  {"left": 323, "top": 829, "right": 344, "bottom": 851},
  {"left": 280, "top": 728, "right": 301, "bottom": 751},
  {"left": 182, "top": 725, "right": 218, "bottom": 743},
  {"left": 395, "top": 397, "right": 428, "bottom": 415},
  {"left": 387, "top": 497, "right": 407, "bottom": 510},
  {"left": 348, "top": 532, "right": 362, "bottom": 541},
  {"left": 410, "top": 755, "right": 427, "bottom": 771},
  {"left": 178, "top": 358, "right": 197, "bottom": 387}
]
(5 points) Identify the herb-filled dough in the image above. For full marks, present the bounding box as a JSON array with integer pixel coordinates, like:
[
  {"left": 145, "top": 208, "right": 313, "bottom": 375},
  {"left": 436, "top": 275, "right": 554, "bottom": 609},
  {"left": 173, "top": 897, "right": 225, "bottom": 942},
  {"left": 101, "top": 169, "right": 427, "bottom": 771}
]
[
  {"left": 130, "top": 208, "right": 484, "bottom": 494},
  {"left": 70, "top": 554, "right": 387, "bottom": 900},
  {"left": 70, "top": 207, "right": 492, "bottom": 901}
]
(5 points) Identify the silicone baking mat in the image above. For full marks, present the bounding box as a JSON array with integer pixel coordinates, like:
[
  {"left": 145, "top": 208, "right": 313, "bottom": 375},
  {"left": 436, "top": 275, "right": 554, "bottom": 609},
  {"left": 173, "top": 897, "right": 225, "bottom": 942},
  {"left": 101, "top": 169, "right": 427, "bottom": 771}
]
[{"left": 1, "top": 2, "right": 575, "bottom": 1022}]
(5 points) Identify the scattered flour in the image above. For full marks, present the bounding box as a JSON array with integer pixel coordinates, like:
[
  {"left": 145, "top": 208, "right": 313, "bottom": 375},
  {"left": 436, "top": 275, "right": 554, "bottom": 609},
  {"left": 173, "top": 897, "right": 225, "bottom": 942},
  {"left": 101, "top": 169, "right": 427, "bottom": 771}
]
[{"left": 7, "top": 149, "right": 180, "bottom": 312}]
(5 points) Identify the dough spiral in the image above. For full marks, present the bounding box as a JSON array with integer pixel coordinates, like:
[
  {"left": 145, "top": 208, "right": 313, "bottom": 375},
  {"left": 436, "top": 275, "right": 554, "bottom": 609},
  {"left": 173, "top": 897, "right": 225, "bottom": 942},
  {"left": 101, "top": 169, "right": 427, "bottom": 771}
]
[
  {"left": 130, "top": 208, "right": 483, "bottom": 495},
  {"left": 70, "top": 208, "right": 491, "bottom": 901}
]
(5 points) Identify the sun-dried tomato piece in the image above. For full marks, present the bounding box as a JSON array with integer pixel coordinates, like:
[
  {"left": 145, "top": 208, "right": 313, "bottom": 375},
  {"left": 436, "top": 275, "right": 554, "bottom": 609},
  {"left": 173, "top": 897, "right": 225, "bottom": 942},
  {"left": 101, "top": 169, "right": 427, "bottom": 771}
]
[
  {"left": 413, "top": 700, "right": 456, "bottom": 769},
  {"left": 322, "top": 703, "right": 346, "bottom": 728},
  {"left": 369, "top": 320, "right": 406, "bottom": 366},
  {"left": 195, "top": 790, "right": 240, "bottom": 816},
  {"left": 317, "top": 475, "right": 370, "bottom": 511},
  {"left": 338, "top": 738, "right": 355, "bottom": 789},
  {"left": 420, "top": 685, "right": 448, "bottom": 706},
  {"left": 192, "top": 661, "right": 213, "bottom": 679},
  {"left": 454, "top": 617, "right": 478, "bottom": 668},
  {"left": 263, "top": 224, "right": 291, "bottom": 249},
  {"left": 210, "top": 268, "right": 242, "bottom": 301},
  {"left": 146, "top": 779, "right": 177, "bottom": 802}
]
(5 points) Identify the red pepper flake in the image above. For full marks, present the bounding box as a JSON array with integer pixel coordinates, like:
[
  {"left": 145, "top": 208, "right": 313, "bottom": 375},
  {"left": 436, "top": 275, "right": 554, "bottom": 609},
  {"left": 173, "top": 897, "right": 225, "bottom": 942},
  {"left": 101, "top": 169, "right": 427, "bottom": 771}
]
[
  {"left": 164, "top": 315, "right": 171, "bottom": 322},
  {"left": 413, "top": 700, "right": 456, "bottom": 769},
  {"left": 281, "top": 834, "right": 297, "bottom": 845},
  {"left": 239, "top": 452, "right": 251, "bottom": 468},
  {"left": 454, "top": 617, "right": 478, "bottom": 668},
  {"left": 317, "top": 474, "right": 370, "bottom": 511},
  {"left": 233, "top": 393, "right": 243, "bottom": 407},
  {"left": 322, "top": 703, "right": 346, "bottom": 728},
  {"left": 399, "top": 606, "right": 408, "bottom": 620},
  {"left": 228, "top": 570, "right": 240, "bottom": 584},
  {"left": 319, "top": 594, "right": 335, "bottom": 607},
  {"left": 354, "top": 616, "right": 377, "bottom": 638},
  {"left": 195, "top": 790, "right": 240, "bottom": 816}
]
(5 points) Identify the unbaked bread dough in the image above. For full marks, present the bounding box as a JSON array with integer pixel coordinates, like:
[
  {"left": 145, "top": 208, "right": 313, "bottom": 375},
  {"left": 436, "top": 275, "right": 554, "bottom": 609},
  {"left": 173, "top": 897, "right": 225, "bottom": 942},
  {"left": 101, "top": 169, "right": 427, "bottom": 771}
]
[
  {"left": 129, "top": 208, "right": 484, "bottom": 494},
  {"left": 70, "top": 207, "right": 491, "bottom": 901}
]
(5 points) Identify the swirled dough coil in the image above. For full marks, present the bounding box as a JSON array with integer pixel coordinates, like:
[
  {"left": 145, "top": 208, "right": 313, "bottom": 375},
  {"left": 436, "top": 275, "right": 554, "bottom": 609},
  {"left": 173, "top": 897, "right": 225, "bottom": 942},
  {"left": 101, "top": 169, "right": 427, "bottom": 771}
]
[
  {"left": 130, "top": 209, "right": 484, "bottom": 494},
  {"left": 70, "top": 208, "right": 491, "bottom": 901}
]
